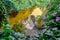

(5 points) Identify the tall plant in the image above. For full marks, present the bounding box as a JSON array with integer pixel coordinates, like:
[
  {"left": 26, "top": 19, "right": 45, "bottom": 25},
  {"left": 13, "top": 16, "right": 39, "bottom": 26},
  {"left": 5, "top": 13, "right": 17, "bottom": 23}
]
[{"left": 39, "top": 0, "right": 60, "bottom": 40}]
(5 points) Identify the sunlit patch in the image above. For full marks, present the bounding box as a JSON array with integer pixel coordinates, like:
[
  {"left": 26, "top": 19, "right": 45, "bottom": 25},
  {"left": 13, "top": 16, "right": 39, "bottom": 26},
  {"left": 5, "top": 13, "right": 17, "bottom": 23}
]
[
  {"left": 8, "top": 7, "right": 35, "bottom": 26},
  {"left": 31, "top": 7, "right": 43, "bottom": 17}
]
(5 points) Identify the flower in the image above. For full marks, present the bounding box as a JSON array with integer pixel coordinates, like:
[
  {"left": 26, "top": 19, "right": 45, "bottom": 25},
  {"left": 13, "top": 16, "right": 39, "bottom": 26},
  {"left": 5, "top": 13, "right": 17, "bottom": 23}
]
[
  {"left": 58, "top": 4, "right": 60, "bottom": 9},
  {"left": 52, "top": 12, "right": 57, "bottom": 16},
  {"left": 56, "top": 17, "right": 60, "bottom": 21}
]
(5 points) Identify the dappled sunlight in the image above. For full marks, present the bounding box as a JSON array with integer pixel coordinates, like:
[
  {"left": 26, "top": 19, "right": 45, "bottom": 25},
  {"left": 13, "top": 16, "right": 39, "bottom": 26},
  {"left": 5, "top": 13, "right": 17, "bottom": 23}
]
[
  {"left": 31, "top": 7, "right": 43, "bottom": 17},
  {"left": 0, "top": 0, "right": 60, "bottom": 40}
]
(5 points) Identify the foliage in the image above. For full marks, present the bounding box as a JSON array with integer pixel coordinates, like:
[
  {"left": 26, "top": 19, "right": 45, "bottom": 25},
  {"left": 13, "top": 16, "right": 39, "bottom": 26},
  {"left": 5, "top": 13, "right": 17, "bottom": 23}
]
[
  {"left": 12, "top": 22, "right": 25, "bottom": 33},
  {"left": 0, "top": 0, "right": 13, "bottom": 40},
  {"left": 4, "top": 0, "right": 50, "bottom": 11},
  {"left": 40, "top": 0, "right": 60, "bottom": 40},
  {"left": 36, "top": 15, "right": 42, "bottom": 21},
  {"left": 44, "top": 0, "right": 60, "bottom": 27}
]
